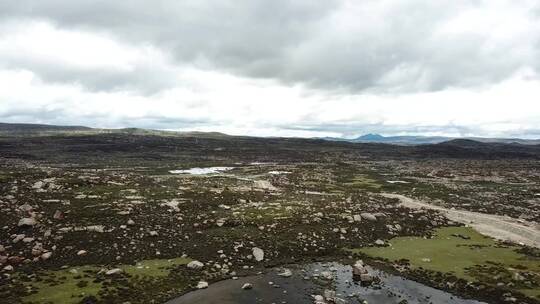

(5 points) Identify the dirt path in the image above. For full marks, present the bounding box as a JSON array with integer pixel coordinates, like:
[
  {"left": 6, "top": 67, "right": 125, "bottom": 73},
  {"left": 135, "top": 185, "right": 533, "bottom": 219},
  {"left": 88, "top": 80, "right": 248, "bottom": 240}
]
[{"left": 382, "top": 193, "right": 540, "bottom": 249}]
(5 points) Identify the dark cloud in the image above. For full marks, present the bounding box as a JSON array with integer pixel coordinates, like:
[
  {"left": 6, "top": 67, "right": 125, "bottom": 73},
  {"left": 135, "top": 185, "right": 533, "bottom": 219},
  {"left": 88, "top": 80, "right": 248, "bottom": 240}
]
[
  {"left": 1, "top": 58, "right": 177, "bottom": 94},
  {"left": 2, "top": 0, "right": 539, "bottom": 93}
]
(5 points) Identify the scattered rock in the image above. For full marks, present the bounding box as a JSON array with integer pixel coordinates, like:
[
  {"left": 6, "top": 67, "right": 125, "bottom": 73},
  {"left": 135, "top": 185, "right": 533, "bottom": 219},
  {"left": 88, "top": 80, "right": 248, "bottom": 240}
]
[
  {"left": 196, "top": 281, "right": 209, "bottom": 289},
  {"left": 241, "top": 283, "right": 253, "bottom": 290}
]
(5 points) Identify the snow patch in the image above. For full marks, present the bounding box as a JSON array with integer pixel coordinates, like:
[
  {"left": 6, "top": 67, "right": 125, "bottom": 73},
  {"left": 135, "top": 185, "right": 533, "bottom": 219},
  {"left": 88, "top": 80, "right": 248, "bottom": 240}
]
[
  {"left": 386, "top": 180, "right": 410, "bottom": 184},
  {"left": 268, "top": 171, "right": 291, "bottom": 175},
  {"left": 169, "top": 167, "right": 234, "bottom": 175}
]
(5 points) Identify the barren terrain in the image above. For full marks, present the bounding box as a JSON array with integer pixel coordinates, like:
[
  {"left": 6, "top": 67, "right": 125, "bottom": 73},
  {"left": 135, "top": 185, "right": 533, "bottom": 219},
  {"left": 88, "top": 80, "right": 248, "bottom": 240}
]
[{"left": 0, "top": 125, "right": 539, "bottom": 304}]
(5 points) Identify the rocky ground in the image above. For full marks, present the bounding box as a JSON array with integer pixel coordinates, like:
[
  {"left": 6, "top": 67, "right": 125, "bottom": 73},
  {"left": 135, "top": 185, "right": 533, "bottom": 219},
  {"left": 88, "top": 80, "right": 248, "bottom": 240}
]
[{"left": 0, "top": 131, "right": 539, "bottom": 303}]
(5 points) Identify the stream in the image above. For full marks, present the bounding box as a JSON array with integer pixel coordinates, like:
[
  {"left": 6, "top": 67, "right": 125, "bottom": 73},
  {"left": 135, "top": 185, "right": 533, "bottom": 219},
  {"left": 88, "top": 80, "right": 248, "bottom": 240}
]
[{"left": 167, "top": 262, "right": 486, "bottom": 304}]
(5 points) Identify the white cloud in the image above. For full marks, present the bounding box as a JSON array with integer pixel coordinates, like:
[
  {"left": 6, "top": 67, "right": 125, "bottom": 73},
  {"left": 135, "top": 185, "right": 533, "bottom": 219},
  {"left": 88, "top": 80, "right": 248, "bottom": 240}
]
[
  {"left": 0, "top": 1, "right": 539, "bottom": 138},
  {"left": 1, "top": 66, "right": 539, "bottom": 138},
  {"left": 0, "top": 21, "right": 161, "bottom": 71}
]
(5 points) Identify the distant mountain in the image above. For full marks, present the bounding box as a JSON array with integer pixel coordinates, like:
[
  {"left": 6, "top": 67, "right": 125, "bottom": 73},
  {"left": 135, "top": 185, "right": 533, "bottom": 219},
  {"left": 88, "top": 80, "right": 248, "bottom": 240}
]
[
  {"left": 356, "top": 133, "right": 385, "bottom": 141},
  {"left": 0, "top": 122, "right": 232, "bottom": 139},
  {"left": 0, "top": 122, "right": 90, "bottom": 131},
  {"left": 0, "top": 122, "right": 91, "bottom": 136},
  {"left": 1, "top": 122, "right": 540, "bottom": 161},
  {"left": 324, "top": 133, "right": 540, "bottom": 145},
  {"left": 1, "top": 123, "right": 539, "bottom": 146}
]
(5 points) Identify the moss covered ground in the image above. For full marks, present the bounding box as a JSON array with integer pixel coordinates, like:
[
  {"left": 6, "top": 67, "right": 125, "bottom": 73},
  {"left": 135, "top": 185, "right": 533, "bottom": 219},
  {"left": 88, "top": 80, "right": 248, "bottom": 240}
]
[
  {"left": 354, "top": 226, "right": 540, "bottom": 299},
  {"left": 23, "top": 257, "right": 191, "bottom": 304}
]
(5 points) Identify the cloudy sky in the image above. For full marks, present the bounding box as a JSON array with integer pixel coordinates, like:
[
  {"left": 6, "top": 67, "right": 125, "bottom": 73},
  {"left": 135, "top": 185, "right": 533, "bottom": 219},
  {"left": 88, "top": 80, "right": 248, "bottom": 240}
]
[{"left": 1, "top": 0, "right": 540, "bottom": 138}]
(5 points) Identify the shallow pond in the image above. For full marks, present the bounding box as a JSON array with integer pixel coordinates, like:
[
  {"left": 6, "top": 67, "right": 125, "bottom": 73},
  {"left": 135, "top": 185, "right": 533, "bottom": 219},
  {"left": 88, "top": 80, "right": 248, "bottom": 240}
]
[{"left": 167, "top": 262, "right": 486, "bottom": 304}]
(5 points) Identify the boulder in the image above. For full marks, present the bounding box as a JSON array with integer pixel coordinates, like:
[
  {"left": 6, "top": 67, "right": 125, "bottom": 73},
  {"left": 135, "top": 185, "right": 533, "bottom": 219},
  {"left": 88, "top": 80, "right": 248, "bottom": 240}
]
[
  {"left": 18, "top": 218, "right": 37, "bottom": 227},
  {"left": 86, "top": 225, "right": 105, "bottom": 233},
  {"left": 252, "top": 247, "right": 264, "bottom": 262},
  {"left": 22, "top": 237, "right": 34, "bottom": 243},
  {"left": 41, "top": 252, "right": 52, "bottom": 260},
  {"left": 352, "top": 260, "right": 376, "bottom": 285},
  {"left": 359, "top": 273, "right": 374, "bottom": 284},
  {"left": 187, "top": 260, "right": 204, "bottom": 270},
  {"left": 53, "top": 210, "right": 64, "bottom": 220},
  {"left": 32, "top": 181, "right": 44, "bottom": 190},
  {"left": 216, "top": 218, "right": 226, "bottom": 227},
  {"left": 12, "top": 234, "right": 25, "bottom": 243},
  {"left": 277, "top": 268, "right": 292, "bottom": 278},
  {"left": 360, "top": 213, "right": 377, "bottom": 221},
  {"left": 374, "top": 239, "right": 385, "bottom": 246},
  {"left": 19, "top": 204, "right": 33, "bottom": 212},
  {"left": 3, "top": 265, "right": 14, "bottom": 272},
  {"left": 324, "top": 289, "right": 336, "bottom": 301},
  {"left": 320, "top": 271, "right": 333, "bottom": 280},
  {"left": 105, "top": 268, "right": 123, "bottom": 275},
  {"left": 352, "top": 260, "right": 367, "bottom": 277},
  {"left": 313, "top": 295, "right": 325, "bottom": 304},
  {"left": 8, "top": 256, "right": 25, "bottom": 265}
]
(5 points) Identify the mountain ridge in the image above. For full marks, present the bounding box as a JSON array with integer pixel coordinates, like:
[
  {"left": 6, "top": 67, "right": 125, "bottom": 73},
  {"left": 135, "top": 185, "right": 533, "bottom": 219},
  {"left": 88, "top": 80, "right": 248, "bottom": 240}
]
[
  {"left": 324, "top": 133, "right": 540, "bottom": 145},
  {"left": 1, "top": 122, "right": 539, "bottom": 146}
]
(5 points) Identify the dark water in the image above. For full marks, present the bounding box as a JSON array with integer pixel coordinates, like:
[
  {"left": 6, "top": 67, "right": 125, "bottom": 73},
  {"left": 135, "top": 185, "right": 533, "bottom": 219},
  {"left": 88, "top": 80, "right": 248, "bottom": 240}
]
[{"left": 167, "top": 262, "right": 486, "bottom": 304}]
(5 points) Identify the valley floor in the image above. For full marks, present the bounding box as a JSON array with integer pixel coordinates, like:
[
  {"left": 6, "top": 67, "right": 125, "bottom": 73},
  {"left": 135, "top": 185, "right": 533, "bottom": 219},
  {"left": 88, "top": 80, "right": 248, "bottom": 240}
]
[{"left": 0, "top": 132, "right": 539, "bottom": 303}]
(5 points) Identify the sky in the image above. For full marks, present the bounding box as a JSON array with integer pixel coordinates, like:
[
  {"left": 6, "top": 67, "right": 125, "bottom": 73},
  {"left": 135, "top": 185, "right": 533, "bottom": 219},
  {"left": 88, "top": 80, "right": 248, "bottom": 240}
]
[{"left": 1, "top": 0, "right": 540, "bottom": 138}]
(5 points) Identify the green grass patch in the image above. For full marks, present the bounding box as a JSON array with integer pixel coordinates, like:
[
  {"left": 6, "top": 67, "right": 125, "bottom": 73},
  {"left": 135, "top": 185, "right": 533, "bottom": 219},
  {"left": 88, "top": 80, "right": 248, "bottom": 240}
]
[
  {"left": 352, "top": 226, "right": 540, "bottom": 298},
  {"left": 23, "top": 257, "right": 191, "bottom": 304},
  {"left": 122, "top": 257, "right": 191, "bottom": 278},
  {"left": 342, "top": 175, "right": 381, "bottom": 190},
  {"left": 24, "top": 266, "right": 102, "bottom": 304}
]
